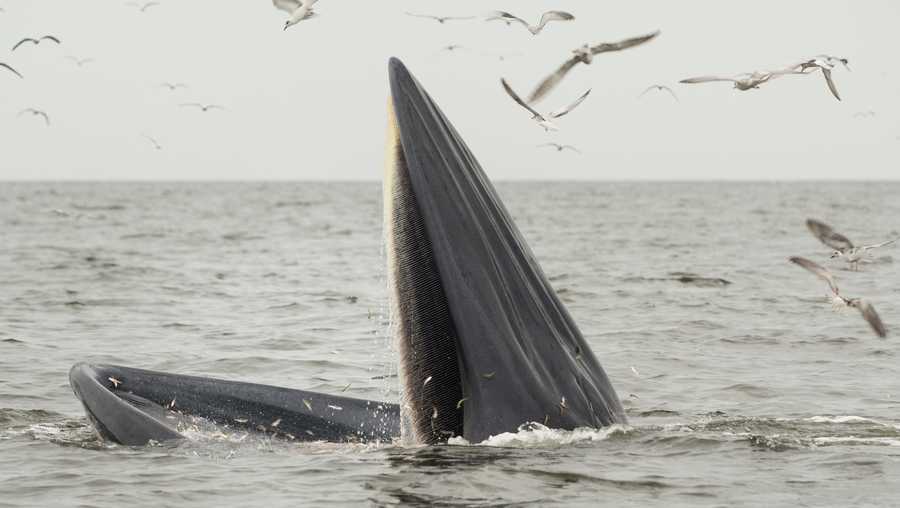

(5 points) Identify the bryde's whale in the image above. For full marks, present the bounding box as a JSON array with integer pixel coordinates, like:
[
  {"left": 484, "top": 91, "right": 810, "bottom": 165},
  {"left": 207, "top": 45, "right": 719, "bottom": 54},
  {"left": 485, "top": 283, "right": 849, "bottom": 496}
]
[{"left": 69, "top": 58, "right": 626, "bottom": 446}]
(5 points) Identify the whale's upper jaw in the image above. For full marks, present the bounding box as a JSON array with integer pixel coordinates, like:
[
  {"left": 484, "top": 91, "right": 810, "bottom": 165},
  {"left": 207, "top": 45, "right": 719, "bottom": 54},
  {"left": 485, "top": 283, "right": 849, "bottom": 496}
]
[{"left": 385, "top": 57, "right": 626, "bottom": 444}]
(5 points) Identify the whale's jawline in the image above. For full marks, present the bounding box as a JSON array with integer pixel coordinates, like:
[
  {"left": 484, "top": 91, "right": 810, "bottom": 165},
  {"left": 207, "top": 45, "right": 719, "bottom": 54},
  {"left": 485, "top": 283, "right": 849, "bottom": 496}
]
[{"left": 385, "top": 114, "right": 464, "bottom": 444}]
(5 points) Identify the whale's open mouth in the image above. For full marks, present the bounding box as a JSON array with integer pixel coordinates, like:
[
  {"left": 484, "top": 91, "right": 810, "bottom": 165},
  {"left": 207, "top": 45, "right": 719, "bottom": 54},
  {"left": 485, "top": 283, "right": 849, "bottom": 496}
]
[
  {"left": 384, "top": 58, "right": 625, "bottom": 444},
  {"left": 67, "top": 58, "right": 624, "bottom": 447}
]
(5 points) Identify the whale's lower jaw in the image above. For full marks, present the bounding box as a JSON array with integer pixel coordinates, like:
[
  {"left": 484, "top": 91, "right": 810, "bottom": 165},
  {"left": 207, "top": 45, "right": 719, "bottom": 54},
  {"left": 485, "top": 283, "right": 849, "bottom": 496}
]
[
  {"left": 69, "top": 363, "right": 400, "bottom": 446},
  {"left": 385, "top": 105, "right": 465, "bottom": 444}
]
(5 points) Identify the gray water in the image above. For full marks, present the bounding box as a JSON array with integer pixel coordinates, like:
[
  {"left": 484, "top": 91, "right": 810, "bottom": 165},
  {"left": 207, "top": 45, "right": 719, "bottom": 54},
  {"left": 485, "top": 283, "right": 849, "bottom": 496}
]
[{"left": 2, "top": 182, "right": 900, "bottom": 507}]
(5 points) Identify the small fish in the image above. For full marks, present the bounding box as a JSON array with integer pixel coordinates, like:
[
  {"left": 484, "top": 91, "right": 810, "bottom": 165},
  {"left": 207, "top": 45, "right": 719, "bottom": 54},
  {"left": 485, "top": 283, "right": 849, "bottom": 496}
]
[
  {"left": 423, "top": 376, "right": 433, "bottom": 387},
  {"left": 271, "top": 418, "right": 282, "bottom": 427},
  {"left": 302, "top": 399, "right": 312, "bottom": 411},
  {"left": 341, "top": 383, "right": 351, "bottom": 392},
  {"left": 432, "top": 406, "right": 438, "bottom": 419},
  {"left": 481, "top": 372, "right": 496, "bottom": 380},
  {"left": 305, "top": 430, "right": 314, "bottom": 436},
  {"left": 167, "top": 398, "right": 176, "bottom": 409},
  {"left": 456, "top": 397, "right": 468, "bottom": 409},
  {"left": 286, "top": 433, "right": 296, "bottom": 440},
  {"left": 544, "top": 414, "right": 550, "bottom": 425},
  {"left": 630, "top": 366, "right": 640, "bottom": 377},
  {"left": 108, "top": 377, "right": 122, "bottom": 388},
  {"left": 558, "top": 396, "right": 568, "bottom": 416},
  {"left": 234, "top": 417, "right": 248, "bottom": 423},
  {"left": 328, "top": 404, "right": 343, "bottom": 411}
]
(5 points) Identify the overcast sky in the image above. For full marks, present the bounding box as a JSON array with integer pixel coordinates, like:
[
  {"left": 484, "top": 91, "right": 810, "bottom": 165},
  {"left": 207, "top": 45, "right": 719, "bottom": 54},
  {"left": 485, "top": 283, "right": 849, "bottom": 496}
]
[{"left": 0, "top": 0, "right": 898, "bottom": 180}]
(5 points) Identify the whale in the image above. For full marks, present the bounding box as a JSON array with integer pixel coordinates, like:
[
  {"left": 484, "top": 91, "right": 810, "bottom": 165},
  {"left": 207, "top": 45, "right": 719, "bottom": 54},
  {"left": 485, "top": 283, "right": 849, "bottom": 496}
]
[{"left": 68, "top": 58, "right": 626, "bottom": 446}]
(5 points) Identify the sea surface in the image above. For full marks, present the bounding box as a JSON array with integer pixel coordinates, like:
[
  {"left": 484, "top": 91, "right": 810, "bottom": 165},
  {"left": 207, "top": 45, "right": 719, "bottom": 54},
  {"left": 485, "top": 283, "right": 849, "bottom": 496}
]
[{"left": 1, "top": 182, "right": 900, "bottom": 507}]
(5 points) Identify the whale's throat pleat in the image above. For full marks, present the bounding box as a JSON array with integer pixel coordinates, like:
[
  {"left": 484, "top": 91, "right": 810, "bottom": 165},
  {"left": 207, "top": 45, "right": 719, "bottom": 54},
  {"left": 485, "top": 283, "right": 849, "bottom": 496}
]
[{"left": 384, "top": 102, "right": 464, "bottom": 444}]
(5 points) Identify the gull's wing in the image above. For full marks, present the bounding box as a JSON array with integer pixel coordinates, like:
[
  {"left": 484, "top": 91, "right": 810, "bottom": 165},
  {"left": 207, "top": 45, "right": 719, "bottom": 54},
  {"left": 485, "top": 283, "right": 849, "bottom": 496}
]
[
  {"left": 501, "top": 78, "right": 545, "bottom": 121},
  {"left": 549, "top": 88, "right": 591, "bottom": 119},
  {"left": 36, "top": 111, "right": 50, "bottom": 125},
  {"left": 486, "top": 11, "right": 528, "bottom": 27},
  {"left": 40, "top": 35, "right": 61, "bottom": 44},
  {"left": 536, "top": 10, "right": 575, "bottom": 29},
  {"left": 561, "top": 145, "right": 581, "bottom": 153},
  {"left": 179, "top": 103, "right": 204, "bottom": 109},
  {"left": 764, "top": 68, "right": 806, "bottom": 81},
  {"left": 638, "top": 85, "right": 657, "bottom": 97},
  {"left": 639, "top": 84, "right": 679, "bottom": 101},
  {"left": 405, "top": 12, "right": 440, "bottom": 20},
  {"left": 205, "top": 104, "right": 225, "bottom": 111},
  {"left": 680, "top": 75, "right": 738, "bottom": 84},
  {"left": 789, "top": 256, "right": 840, "bottom": 296},
  {"left": 442, "top": 16, "right": 476, "bottom": 21},
  {"left": 140, "top": 2, "right": 159, "bottom": 11},
  {"left": 12, "top": 38, "right": 37, "bottom": 51},
  {"left": 0, "top": 63, "right": 23, "bottom": 78},
  {"left": 806, "top": 218, "right": 854, "bottom": 251},
  {"left": 856, "top": 300, "right": 887, "bottom": 338},
  {"left": 591, "top": 30, "right": 660, "bottom": 55},
  {"left": 273, "top": 0, "right": 302, "bottom": 13},
  {"left": 861, "top": 238, "right": 898, "bottom": 250},
  {"left": 820, "top": 68, "right": 841, "bottom": 101},
  {"left": 527, "top": 56, "right": 580, "bottom": 104},
  {"left": 660, "top": 85, "right": 679, "bottom": 101}
]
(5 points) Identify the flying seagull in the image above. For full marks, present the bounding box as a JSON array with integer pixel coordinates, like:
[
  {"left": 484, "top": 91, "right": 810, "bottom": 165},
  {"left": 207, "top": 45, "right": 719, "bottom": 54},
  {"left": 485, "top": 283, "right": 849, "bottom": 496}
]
[
  {"left": 789, "top": 256, "right": 887, "bottom": 338},
  {"left": 679, "top": 69, "right": 801, "bottom": 91},
  {"left": 126, "top": 1, "right": 159, "bottom": 11},
  {"left": 438, "top": 44, "right": 467, "bottom": 53},
  {"left": 789, "top": 55, "right": 849, "bottom": 101},
  {"left": 538, "top": 143, "right": 581, "bottom": 153},
  {"left": 806, "top": 218, "right": 898, "bottom": 271},
  {"left": 142, "top": 134, "right": 162, "bottom": 150},
  {"left": 639, "top": 84, "right": 678, "bottom": 101},
  {"left": 159, "top": 82, "right": 188, "bottom": 91},
  {"left": 66, "top": 56, "right": 94, "bottom": 67},
  {"left": 274, "top": 0, "right": 318, "bottom": 30},
  {"left": 485, "top": 11, "right": 574, "bottom": 35},
  {"left": 502, "top": 78, "right": 590, "bottom": 132},
  {"left": 404, "top": 12, "right": 475, "bottom": 24},
  {"left": 18, "top": 108, "right": 50, "bottom": 126},
  {"left": 1, "top": 62, "right": 23, "bottom": 79},
  {"left": 12, "top": 35, "right": 61, "bottom": 51},
  {"left": 180, "top": 103, "right": 224, "bottom": 112},
  {"left": 528, "top": 31, "right": 660, "bottom": 104}
]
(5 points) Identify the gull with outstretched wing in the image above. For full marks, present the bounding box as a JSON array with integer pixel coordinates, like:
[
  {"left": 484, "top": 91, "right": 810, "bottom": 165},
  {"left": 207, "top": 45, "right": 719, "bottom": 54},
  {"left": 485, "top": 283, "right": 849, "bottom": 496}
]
[
  {"left": 405, "top": 12, "right": 474, "bottom": 24},
  {"left": 806, "top": 218, "right": 897, "bottom": 271},
  {"left": 502, "top": 78, "right": 590, "bottom": 132},
  {"left": 789, "top": 256, "right": 887, "bottom": 338},
  {"left": 485, "top": 10, "right": 574, "bottom": 35},
  {"left": 12, "top": 35, "right": 60, "bottom": 51},
  {"left": 528, "top": 31, "right": 659, "bottom": 104}
]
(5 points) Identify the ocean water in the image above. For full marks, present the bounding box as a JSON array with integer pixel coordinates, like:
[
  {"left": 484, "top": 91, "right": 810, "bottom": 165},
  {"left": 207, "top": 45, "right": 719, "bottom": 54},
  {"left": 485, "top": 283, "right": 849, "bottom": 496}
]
[{"left": 1, "top": 181, "right": 900, "bottom": 507}]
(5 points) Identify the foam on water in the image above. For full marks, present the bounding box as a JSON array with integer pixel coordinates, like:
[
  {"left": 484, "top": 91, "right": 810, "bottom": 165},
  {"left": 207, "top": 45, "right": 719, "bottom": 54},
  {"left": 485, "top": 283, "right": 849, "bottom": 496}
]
[{"left": 448, "top": 423, "right": 634, "bottom": 447}]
